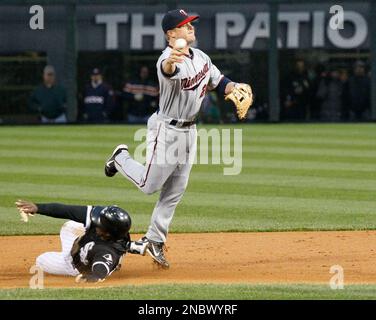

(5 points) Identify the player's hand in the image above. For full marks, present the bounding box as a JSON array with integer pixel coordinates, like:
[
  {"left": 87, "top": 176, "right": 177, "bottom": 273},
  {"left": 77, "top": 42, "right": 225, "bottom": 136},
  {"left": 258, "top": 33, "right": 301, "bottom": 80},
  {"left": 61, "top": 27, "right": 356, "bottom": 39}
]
[
  {"left": 75, "top": 274, "right": 88, "bottom": 283},
  {"left": 15, "top": 200, "right": 38, "bottom": 214},
  {"left": 167, "top": 48, "right": 184, "bottom": 64},
  {"left": 75, "top": 274, "right": 104, "bottom": 284},
  {"left": 162, "top": 49, "right": 184, "bottom": 75},
  {"left": 15, "top": 199, "right": 37, "bottom": 223}
]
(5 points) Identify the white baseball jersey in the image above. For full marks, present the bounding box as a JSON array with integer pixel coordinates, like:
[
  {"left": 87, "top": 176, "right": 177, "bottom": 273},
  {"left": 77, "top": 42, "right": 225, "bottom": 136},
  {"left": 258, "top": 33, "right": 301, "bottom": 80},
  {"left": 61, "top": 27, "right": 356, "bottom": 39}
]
[{"left": 156, "top": 46, "right": 224, "bottom": 121}]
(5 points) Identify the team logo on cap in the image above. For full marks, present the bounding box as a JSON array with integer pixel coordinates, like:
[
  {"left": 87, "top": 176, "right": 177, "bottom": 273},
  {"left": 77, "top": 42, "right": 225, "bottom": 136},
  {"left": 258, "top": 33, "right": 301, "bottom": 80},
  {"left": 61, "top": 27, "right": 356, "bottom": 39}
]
[{"left": 180, "top": 9, "right": 188, "bottom": 16}]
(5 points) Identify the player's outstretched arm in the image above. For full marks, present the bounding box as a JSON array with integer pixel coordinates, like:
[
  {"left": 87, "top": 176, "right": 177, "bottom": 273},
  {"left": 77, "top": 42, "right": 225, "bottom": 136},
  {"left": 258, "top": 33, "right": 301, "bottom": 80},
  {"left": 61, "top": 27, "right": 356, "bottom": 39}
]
[
  {"left": 209, "top": 62, "right": 253, "bottom": 120},
  {"left": 15, "top": 199, "right": 87, "bottom": 223},
  {"left": 162, "top": 48, "right": 184, "bottom": 75},
  {"left": 212, "top": 72, "right": 253, "bottom": 120}
]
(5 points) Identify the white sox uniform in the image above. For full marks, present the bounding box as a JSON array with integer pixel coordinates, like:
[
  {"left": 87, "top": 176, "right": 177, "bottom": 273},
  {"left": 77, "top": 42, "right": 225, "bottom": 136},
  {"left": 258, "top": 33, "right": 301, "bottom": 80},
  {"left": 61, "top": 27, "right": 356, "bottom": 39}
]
[
  {"left": 31, "top": 203, "right": 145, "bottom": 280},
  {"left": 114, "top": 46, "right": 224, "bottom": 244},
  {"left": 36, "top": 220, "right": 85, "bottom": 276}
]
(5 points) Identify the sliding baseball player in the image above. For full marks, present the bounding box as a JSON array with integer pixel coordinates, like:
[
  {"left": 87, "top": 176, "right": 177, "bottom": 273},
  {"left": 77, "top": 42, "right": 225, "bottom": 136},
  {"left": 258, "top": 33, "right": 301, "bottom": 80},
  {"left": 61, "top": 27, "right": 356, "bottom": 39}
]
[{"left": 16, "top": 200, "right": 147, "bottom": 283}]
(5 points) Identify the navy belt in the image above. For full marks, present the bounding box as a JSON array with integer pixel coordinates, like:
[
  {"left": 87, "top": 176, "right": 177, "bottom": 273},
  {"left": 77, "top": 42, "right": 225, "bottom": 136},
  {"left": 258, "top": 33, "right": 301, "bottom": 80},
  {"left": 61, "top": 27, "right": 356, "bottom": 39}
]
[{"left": 169, "top": 119, "right": 196, "bottom": 127}]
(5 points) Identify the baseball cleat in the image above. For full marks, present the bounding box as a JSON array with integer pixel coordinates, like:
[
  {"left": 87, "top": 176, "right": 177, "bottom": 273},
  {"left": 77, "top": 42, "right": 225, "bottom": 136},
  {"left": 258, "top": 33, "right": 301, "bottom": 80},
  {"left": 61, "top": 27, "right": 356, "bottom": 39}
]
[
  {"left": 146, "top": 240, "right": 170, "bottom": 269},
  {"left": 104, "top": 144, "right": 128, "bottom": 177}
]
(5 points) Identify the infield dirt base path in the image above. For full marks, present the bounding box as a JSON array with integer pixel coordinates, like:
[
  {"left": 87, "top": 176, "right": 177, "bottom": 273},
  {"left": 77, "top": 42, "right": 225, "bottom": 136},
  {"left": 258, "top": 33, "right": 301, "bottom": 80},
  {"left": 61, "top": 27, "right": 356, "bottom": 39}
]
[{"left": 1, "top": 231, "right": 376, "bottom": 288}]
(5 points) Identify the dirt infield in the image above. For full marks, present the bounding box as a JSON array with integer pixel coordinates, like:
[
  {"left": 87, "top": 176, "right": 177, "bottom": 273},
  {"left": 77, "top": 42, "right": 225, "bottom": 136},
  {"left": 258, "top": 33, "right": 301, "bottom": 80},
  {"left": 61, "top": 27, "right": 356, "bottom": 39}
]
[{"left": 1, "top": 231, "right": 376, "bottom": 288}]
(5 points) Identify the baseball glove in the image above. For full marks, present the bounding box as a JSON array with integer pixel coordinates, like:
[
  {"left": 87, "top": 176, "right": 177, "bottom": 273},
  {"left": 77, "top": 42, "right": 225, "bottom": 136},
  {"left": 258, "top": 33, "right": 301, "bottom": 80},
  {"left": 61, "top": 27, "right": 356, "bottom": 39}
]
[{"left": 225, "top": 83, "right": 253, "bottom": 120}]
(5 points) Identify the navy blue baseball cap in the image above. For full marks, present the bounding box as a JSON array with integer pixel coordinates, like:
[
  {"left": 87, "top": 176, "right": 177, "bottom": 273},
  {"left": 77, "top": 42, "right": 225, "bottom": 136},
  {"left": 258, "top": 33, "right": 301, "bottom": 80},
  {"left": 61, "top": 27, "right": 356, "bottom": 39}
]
[{"left": 162, "top": 9, "right": 199, "bottom": 33}]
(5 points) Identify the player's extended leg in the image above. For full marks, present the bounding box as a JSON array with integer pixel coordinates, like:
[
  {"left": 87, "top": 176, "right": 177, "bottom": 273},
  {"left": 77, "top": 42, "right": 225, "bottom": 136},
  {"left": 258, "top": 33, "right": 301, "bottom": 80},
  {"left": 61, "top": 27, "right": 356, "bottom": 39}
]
[
  {"left": 144, "top": 128, "right": 197, "bottom": 268},
  {"left": 35, "top": 221, "right": 84, "bottom": 276},
  {"left": 146, "top": 163, "right": 193, "bottom": 243},
  {"left": 60, "top": 220, "right": 85, "bottom": 253},
  {"left": 36, "top": 252, "right": 78, "bottom": 276},
  {"left": 108, "top": 114, "right": 178, "bottom": 194}
]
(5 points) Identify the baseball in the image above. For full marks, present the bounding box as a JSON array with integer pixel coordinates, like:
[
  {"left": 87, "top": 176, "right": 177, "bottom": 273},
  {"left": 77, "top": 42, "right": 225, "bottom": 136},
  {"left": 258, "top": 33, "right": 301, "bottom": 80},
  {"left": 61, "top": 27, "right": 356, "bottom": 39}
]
[{"left": 175, "top": 38, "right": 187, "bottom": 50}]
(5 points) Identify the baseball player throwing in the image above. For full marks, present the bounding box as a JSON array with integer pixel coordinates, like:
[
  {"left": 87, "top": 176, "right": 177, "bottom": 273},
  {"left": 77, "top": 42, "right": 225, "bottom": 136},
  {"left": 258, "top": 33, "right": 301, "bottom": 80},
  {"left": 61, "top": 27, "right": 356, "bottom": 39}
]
[
  {"left": 104, "top": 9, "right": 253, "bottom": 269},
  {"left": 15, "top": 200, "right": 147, "bottom": 283}
]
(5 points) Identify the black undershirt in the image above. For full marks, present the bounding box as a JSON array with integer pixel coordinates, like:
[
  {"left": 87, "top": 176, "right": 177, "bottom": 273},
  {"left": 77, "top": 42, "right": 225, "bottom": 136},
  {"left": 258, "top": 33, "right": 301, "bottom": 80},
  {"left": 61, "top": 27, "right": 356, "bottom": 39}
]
[{"left": 36, "top": 203, "right": 87, "bottom": 224}]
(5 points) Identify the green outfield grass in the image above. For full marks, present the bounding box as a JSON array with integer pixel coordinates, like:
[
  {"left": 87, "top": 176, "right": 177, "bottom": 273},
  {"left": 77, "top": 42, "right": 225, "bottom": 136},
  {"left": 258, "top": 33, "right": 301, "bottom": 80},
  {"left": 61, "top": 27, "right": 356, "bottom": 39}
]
[
  {"left": 1, "top": 283, "right": 376, "bottom": 300},
  {"left": 0, "top": 123, "right": 375, "bottom": 235}
]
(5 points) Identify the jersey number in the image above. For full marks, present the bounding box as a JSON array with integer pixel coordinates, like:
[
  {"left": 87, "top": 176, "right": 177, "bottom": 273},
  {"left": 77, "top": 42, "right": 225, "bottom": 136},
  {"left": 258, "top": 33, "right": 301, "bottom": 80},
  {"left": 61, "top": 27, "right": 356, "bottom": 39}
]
[
  {"left": 200, "top": 84, "right": 207, "bottom": 98},
  {"left": 79, "top": 241, "right": 95, "bottom": 265}
]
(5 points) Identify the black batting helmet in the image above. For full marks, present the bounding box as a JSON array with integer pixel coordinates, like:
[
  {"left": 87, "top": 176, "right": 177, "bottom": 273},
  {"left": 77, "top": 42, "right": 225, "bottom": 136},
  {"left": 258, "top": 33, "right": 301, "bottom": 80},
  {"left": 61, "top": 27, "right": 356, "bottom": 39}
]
[{"left": 91, "top": 206, "right": 131, "bottom": 240}]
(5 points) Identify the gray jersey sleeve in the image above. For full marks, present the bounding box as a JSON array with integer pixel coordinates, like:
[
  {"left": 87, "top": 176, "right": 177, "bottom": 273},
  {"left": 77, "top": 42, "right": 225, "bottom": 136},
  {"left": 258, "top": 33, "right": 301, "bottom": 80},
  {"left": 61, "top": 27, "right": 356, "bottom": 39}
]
[
  {"left": 157, "top": 48, "right": 187, "bottom": 81},
  {"left": 207, "top": 58, "right": 224, "bottom": 91}
]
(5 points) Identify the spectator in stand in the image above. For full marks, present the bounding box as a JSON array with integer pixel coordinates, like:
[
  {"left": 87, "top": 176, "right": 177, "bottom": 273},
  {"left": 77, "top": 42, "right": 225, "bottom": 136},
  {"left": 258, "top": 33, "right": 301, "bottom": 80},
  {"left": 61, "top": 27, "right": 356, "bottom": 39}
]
[
  {"left": 338, "top": 68, "right": 349, "bottom": 84},
  {"left": 82, "top": 68, "right": 115, "bottom": 123},
  {"left": 343, "top": 60, "right": 370, "bottom": 121},
  {"left": 338, "top": 68, "right": 349, "bottom": 121},
  {"left": 122, "top": 66, "right": 159, "bottom": 123},
  {"left": 281, "top": 59, "right": 311, "bottom": 121},
  {"left": 316, "top": 67, "right": 344, "bottom": 122},
  {"left": 310, "top": 64, "right": 327, "bottom": 121},
  {"left": 29, "top": 65, "right": 67, "bottom": 123}
]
